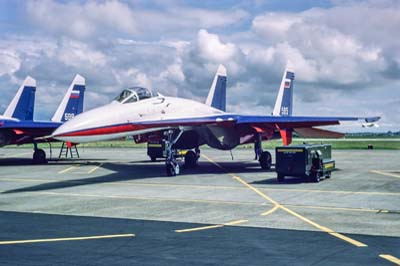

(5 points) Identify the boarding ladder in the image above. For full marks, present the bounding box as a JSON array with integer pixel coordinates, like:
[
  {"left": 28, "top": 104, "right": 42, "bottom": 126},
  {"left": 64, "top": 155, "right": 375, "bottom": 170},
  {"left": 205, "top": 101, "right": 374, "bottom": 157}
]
[{"left": 58, "top": 142, "right": 80, "bottom": 159}]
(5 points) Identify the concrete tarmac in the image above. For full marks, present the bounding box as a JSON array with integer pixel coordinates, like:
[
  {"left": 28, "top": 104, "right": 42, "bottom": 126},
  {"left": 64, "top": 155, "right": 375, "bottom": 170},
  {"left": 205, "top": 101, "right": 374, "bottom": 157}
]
[{"left": 0, "top": 148, "right": 399, "bottom": 265}]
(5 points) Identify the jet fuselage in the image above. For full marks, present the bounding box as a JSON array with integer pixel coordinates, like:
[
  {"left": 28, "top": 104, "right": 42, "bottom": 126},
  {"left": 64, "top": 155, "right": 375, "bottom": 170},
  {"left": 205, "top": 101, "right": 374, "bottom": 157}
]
[{"left": 53, "top": 95, "right": 250, "bottom": 150}]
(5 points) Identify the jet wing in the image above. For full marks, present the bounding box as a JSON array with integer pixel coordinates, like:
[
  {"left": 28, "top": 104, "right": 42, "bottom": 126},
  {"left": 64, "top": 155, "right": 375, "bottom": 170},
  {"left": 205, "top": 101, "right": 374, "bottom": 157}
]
[
  {"left": 131, "top": 114, "right": 380, "bottom": 146},
  {"left": 133, "top": 114, "right": 380, "bottom": 129},
  {"left": 0, "top": 120, "right": 62, "bottom": 137}
]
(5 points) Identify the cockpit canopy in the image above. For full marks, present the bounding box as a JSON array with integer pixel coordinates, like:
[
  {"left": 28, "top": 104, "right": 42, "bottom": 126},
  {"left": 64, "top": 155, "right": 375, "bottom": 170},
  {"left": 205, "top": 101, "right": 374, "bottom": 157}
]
[{"left": 114, "top": 87, "right": 158, "bottom": 104}]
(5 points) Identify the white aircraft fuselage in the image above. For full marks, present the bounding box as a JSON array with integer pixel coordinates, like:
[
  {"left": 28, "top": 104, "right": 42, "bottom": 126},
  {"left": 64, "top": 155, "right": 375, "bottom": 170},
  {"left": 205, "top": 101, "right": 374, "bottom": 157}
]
[{"left": 53, "top": 95, "right": 228, "bottom": 144}]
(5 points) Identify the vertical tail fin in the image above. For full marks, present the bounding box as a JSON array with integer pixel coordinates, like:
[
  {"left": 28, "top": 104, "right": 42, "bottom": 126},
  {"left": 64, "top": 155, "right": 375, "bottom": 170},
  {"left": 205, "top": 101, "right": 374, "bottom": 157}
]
[
  {"left": 3, "top": 76, "right": 36, "bottom": 120},
  {"left": 205, "top": 64, "right": 227, "bottom": 112},
  {"left": 51, "top": 74, "right": 85, "bottom": 122},
  {"left": 272, "top": 67, "right": 295, "bottom": 116}
]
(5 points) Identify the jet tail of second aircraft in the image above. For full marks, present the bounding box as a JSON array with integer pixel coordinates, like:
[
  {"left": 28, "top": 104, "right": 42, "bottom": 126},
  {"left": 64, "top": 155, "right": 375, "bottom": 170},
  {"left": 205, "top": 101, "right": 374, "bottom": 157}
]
[
  {"left": 3, "top": 76, "right": 36, "bottom": 120},
  {"left": 51, "top": 74, "right": 86, "bottom": 122},
  {"left": 206, "top": 64, "right": 227, "bottom": 112},
  {"left": 273, "top": 66, "right": 295, "bottom": 116}
]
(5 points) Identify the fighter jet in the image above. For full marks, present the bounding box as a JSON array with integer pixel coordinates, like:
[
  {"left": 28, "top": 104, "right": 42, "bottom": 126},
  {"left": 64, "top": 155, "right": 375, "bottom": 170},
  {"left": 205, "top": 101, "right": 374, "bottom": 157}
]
[
  {"left": 52, "top": 66, "right": 380, "bottom": 175},
  {"left": 0, "top": 75, "right": 86, "bottom": 163}
]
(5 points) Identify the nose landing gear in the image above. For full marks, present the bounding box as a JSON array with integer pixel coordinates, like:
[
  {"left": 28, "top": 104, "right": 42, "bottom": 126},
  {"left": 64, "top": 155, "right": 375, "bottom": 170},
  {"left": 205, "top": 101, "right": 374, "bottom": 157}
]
[{"left": 164, "top": 130, "right": 184, "bottom": 176}]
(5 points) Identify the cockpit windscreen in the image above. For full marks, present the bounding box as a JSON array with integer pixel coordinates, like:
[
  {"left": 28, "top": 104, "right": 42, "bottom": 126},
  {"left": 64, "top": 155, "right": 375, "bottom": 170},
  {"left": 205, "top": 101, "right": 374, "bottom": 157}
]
[{"left": 114, "top": 87, "right": 158, "bottom": 104}]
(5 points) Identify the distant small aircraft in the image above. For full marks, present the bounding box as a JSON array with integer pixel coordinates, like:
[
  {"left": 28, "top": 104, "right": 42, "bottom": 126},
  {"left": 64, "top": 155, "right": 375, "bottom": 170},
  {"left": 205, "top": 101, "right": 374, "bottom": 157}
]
[
  {"left": 53, "top": 66, "right": 380, "bottom": 175},
  {"left": 0, "top": 75, "right": 86, "bottom": 163}
]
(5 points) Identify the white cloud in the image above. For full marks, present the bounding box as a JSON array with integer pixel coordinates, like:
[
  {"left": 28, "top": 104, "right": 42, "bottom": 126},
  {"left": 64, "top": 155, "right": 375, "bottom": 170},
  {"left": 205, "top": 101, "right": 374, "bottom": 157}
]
[
  {"left": 252, "top": 12, "right": 302, "bottom": 40},
  {"left": 133, "top": 7, "right": 248, "bottom": 37},
  {"left": 57, "top": 40, "right": 107, "bottom": 67},
  {"left": 0, "top": 50, "right": 20, "bottom": 76},
  {"left": 196, "top": 29, "right": 238, "bottom": 63},
  {"left": 26, "top": 0, "right": 137, "bottom": 39}
]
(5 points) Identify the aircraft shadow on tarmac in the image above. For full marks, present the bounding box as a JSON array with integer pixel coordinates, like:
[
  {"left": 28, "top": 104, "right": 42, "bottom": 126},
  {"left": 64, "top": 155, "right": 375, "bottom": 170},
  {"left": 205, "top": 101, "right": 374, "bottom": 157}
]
[{"left": 1, "top": 159, "right": 276, "bottom": 194}]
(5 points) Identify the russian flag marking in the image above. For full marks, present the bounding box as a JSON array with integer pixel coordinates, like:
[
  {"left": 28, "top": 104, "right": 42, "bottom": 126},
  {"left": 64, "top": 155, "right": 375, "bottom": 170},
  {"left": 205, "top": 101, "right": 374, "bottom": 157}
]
[{"left": 70, "top": 90, "right": 80, "bottom": 99}]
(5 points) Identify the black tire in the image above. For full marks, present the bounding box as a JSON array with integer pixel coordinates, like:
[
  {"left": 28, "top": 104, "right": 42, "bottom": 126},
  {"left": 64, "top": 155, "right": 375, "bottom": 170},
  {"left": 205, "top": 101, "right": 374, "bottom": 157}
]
[
  {"left": 33, "top": 149, "right": 47, "bottom": 164},
  {"left": 277, "top": 174, "right": 285, "bottom": 182},
  {"left": 184, "top": 150, "right": 197, "bottom": 168},
  {"left": 259, "top": 151, "right": 272, "bottom": 170},
  {"left": 150, "top": 156, "right": 156, "bottom": 162}
]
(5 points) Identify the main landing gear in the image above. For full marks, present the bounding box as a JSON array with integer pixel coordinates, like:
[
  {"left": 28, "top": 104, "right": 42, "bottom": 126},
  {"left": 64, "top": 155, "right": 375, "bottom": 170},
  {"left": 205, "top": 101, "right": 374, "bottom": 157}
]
[
  {"left": 254, "top": 133, "right": 271, "bottom": 170},
  {"left": 184, "top": 147, "right": 200, "bottom": 169},
  {"left": 32, "top": 142, "right": 47, "bottom": 164}
]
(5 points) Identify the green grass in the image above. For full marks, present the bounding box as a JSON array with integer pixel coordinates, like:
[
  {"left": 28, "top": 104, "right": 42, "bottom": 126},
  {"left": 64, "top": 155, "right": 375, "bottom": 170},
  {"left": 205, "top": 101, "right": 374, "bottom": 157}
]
[{"left": 4, "top": 138, "right": 400, "bottom": 150}]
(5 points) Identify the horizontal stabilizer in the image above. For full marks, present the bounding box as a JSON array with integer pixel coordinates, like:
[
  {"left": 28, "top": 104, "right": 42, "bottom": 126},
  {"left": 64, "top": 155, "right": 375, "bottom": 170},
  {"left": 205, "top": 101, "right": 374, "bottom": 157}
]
[{"left": 294, "top": 127, "right": 345, "bottom": 138}]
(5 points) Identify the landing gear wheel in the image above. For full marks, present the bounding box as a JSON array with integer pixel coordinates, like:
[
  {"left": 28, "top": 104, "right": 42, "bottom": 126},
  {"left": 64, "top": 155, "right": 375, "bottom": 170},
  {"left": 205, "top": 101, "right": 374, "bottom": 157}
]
[
  {"left": 184, "top": 150, "right": 198, "bottom": 168},
  {"left": 33, "top": 149, "right": 47, "bottom": 164},
  {"left": 166, "top": 161, "right": 180, "bottom": 176},
  {"left": 259, "top": 151, "right": 272, "bottom": 170},
  {"left": 277, "top": 174, "right": 285, "bottom": 182}
]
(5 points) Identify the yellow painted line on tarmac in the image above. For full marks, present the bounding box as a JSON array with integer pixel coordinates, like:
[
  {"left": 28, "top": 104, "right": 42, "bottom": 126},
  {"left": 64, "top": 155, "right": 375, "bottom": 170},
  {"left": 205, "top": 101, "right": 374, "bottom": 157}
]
[
  {"left": 0, "top": 233, "right": 135, "bottom": 245},
  {"left": 202, "top": 154, "right": 399, "bottom": 196},
  {"left": 203, "top": 154, "right": 368, "bottom": 248},
  {"left": 327, "top": 232, "right": 367, "bottom": 247},
  {"left": 236, "top": 174, "right": 367, "bottom": 247},
  {"left": 264, "top": 188, "right": 400, "bottom": 196},
  {"left": 10, "top": 189, "right": 392, "bottom": 214},
  {"left": 371, "top": 170, "right": 400, "bottom": 179},
  {"left": 379, "top": 254, "right": 400, "bottom": 265},
  {"left": 285, "top": 204, "right": 389, "bottom": 213},
  {"left": 224, "top": 219, "right": 248, "bottom": 226},
  {"left": 175, "top": 219, "right": 248, "bottom": 233},
  {"left": 175, "top": 224, "right": 224, "bottom": 233},
  {"left": 36, "top": 191, "right": 261, "bottom": 206},
  {"left": 1, "top": 174, "right": 398, "bottom": 196},
  {"left": 87, "top": 163, "right": 104, "bottom": 174},
  {"left": 261, "top": 205, "right": 279, "bottom": 216},
  {"left": 58, "top": 164, "right": 80, "bottom": 174}
]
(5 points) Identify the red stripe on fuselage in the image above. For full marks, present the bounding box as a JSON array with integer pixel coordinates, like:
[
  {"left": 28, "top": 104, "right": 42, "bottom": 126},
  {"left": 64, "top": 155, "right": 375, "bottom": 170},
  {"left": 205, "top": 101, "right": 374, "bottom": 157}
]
[{"left": 58, "top": 124, "right": 147, "bottom": 137}]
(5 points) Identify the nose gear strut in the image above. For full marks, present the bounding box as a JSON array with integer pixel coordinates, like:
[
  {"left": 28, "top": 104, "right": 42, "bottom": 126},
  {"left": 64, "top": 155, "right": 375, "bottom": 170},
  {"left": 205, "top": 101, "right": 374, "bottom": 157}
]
[{"left": 164, "top": 129, "right": 184, "bottom": 176}]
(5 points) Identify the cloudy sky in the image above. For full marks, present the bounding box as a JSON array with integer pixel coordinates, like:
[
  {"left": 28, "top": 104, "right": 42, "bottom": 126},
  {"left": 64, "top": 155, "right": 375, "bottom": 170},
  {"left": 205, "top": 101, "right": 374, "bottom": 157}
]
[{"left": 0, "top": 0, "right": 399, "bottom": 132}]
